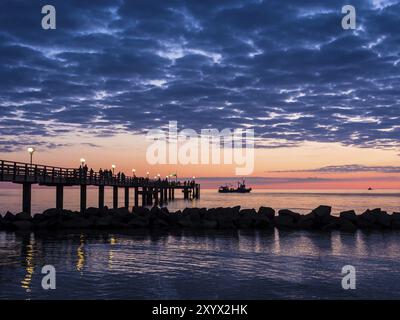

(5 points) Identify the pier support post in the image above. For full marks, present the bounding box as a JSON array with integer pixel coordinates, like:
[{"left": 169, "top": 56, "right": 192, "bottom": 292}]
[
  {"left": 98, "top": 185, "right": 104, "bottom": 209},
  {"left": 80, "top": 185, "right": 87, "bottom": 213},
  {"left": 168, "top": 188, "right": 172, "bottom": 200},
  {"left": 134, "top": 187, "right": 139, "bottom": 207},
  {"left": 172, "top": 188, "right": 175, "bottom": 199},
  {"left": 22, "top": 182, "right": 32, "bottom": 214},
  {"left": 142, "top": 187, "right": 147, "bottom": 206},
  {"left": 147, "top": 188, "right": 153, "bottom": 206},
  {"left": 56, "top": 184, "right": 64, "bottom": 210},
  {"left": 113, "top": 186, "right": 118, "bottom": 209},
  {"left": 163, "top": 188, "right": 168, "bottom": 202},
  {"left": 154, "top": 188, "right": 159, "bottom": 206},
  {"left": 183, "top": 188, "right": 189, "bottom": 200},
  {"left": 159, "top": 188, "right": 163, "bottom": 204},
  {"left": 124, "top": 187, "right": 129, "bottom": 208}
]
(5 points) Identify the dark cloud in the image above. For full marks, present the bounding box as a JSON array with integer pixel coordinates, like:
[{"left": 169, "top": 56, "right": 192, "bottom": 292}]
[
  {"left": 271, "top": 164, "right": 400, "bottom": 173},
  {"left": 0, "top": 0, "right": 400, "bottom": 151}
]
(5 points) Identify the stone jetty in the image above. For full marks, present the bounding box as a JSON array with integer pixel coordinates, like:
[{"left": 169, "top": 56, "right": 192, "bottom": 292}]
[{"left": 1, "top": 205, "right": 400, "bottom": 232}]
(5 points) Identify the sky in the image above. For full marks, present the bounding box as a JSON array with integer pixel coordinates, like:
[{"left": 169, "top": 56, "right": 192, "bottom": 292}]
[{"left": 0, "top": 0, "right": 400, "bottom": 188}]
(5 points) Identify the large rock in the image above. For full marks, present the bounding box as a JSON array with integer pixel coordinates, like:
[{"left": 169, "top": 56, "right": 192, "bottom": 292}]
[
  {"left": 340, "top": 219, "right": 357, "bottom": 232},
  {"left": 311, "top": 205, "right": 332, "bottom": 218},
  {"left": 278, "top": 209, "right": 301, "bottom": 222},
  {"left": 201, "top": 219, "right": 218, "bottom": 229},
  {"left": 15, "top": 212, "right": 31, "bottom": 221},
  {"left": 237, "top": 209, "right": 257, "bottom": 228},
  {"left": 178, "top": 215, "right": 195, "bottom": 228},
  {"left": 360, "top": 208, "right": 381, "bottom": 224},
  {"left": 42, "top": 208, "right": 62, "bottom": 218},
  {"left": 297, "top": 213, "right": 316, "bottom": 229},
  {"left": 12, "top": 220, "right": 33, "bottom": 230},
  {"left": 128, "top": 216, "right": 149, "bottom": 228},
  {"left": 95, "top": 216, "right": 113, "bottom": 228},
  {"left": 391, "top": 213, "right": 400, "bottom": 229},
  {"left": 274, "top": 215, "right": 296, "bottom": 228},
  {"left": 60, "top": 218, "right": 92, "bottom": 229},
  {"left": 132, "top": 206, "right": 149, "bottom": 216},
  {"left": 258, "top": 207, "right": 275, "bottom": 220},
  {"left": 376, "top": 211, "right": 392, "bottom": 228},
  {"left": 84, "top": 207, "right": 101, "bottom": 216},
  {"left": 253, "top": 215, "right": 272, "bottom": 229},
  {"left": 340, "top": 210, "right": 357, "bottom": 222},
  {"left": 321, "top": 216, "right": 340, "bottom": 230},
  {"left": 4, "top": 211, "right": 16, "bottom": 222}
]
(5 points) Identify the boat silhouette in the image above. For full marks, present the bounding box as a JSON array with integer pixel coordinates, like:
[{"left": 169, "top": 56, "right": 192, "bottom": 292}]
[{"left": 218, "top": 179, "right": 251, "bottom": 193}]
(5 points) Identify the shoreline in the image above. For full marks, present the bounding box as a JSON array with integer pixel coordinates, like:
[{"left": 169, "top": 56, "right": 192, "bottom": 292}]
[{"left": 1, "top": 205, "right": 400, "bottom": 232}]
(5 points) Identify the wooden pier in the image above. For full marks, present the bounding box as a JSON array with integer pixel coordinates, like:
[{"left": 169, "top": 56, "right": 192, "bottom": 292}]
[{"left": 0, "top": 160, "right": 200, "bottom": 214}]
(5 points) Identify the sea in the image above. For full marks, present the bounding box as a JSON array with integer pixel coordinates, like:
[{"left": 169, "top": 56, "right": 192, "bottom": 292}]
[{"left": 1, "top": 187, "right": 400, "bottom": 299}]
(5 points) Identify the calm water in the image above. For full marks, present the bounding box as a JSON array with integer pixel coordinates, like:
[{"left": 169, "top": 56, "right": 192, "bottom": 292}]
[
  {"left": 1, "top": 187, "right": 400, "bottom": 299},
  {"left": 0, "top": 186, "right": 399, "bottom": 215},
  {"left": 1, "top": 229, "right": 400, "bottom": 299}
]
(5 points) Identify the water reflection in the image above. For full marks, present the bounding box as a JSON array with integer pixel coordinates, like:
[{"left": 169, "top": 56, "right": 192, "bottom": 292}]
[
  {"left": 2, "top": 229, "right": 400, "bottom": 299},
  {"left": 76, "top": 234, "right": 85, "bottom": 273},
  {"left": 108, "top": 236, "right": 117, "bottom": 270},
  {"left": 20, "top": 233, "right": 35, "bottom": 292}
]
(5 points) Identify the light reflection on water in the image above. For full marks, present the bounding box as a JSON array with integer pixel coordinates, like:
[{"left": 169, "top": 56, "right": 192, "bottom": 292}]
[{"left": 1, "top": 229, "right": 400, "bottom": 299}]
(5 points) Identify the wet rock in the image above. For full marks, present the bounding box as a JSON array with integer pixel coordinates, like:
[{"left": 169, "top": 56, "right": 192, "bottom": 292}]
[
  {"left": 278, "top": 209, "right": 301, "bottom": 223},
  {"left": 274, "top": 215, "right": 296, "bottom": 228},
  {"left": 4, "top": 211, "right": 16, "bottom": 222},
  {"left": 115, "top": 207, "right": 130, "bottom": 216},
  {"left": 391, "top": 213, "right": 400, "bottom": 229},
  {"left": 258, "top": 207, "right": 275, "bottom": 220},
  {"left": 128, "top": 215, "right": 149, "bottom": 228},
  {"left": 360, "top": 208, "right": 381, "bottom": 224},
  {"left": 340, "top": 219, "right": 357, "bottom": 232},
  {"left": 253, "top": 215, "right": 271, "bottom": 229},
  {"left": 15, "top": 212, "right": 31, "bottom": 221},
  {"left": 132, "top": 206, "right": 149, "bottom": 216},
  {"left": 60, "top": 218, "right": 92, "bottom": 229},
  {"left": 12, "top": 220, "right": 32, "bottom": 230},
  {"left": 297, "top": 213, "right": 316, "bottom": 229},
  {"left": 84, "top": 207, "right": 100, "bottom": 216},
  {"left": 321, "top": 216, "right": 340, "bottom": 230},
  {"left": 311, "top": 205, "right": 332, "bottom": 219},
  {"left": 201, "top": 219, "right": 218, "bottom": 229},
  {"left": 178, "top": 215, "right": 195, "bottom": 228},
  {"left": 42, "top": 208, "right": 62, "bottom": 218},
  {"left": 237, "top": 209, "right": 257, "bottom": 228},
  {"left": 376, "top": 211, "right": 392, "bottom": 228},
  {"left": 340, "top": 210, "right": 357, "bottom": 222},
  {"left": 95, "top": 216, "right": 113, "bottom": 228}
]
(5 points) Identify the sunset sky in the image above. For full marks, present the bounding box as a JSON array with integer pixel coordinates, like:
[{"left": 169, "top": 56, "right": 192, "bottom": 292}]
[{"left": 1, "top": 0, "right": 400, "bottom": 189}]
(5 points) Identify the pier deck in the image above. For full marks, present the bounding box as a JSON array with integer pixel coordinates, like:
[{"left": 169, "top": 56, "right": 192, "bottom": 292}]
[{"left": 0, "top": 160, "right": 200, "bottom": 214}]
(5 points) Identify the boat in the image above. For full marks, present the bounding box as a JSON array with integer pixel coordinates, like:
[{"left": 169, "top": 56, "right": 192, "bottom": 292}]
[{"left": 218, "top": 179, "right": 252, "bottom": 193}]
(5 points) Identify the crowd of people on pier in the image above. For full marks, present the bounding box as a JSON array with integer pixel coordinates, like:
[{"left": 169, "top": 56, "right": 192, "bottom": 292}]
[{"left": 75, "top": 164, "right": 196, "bottom": 186}]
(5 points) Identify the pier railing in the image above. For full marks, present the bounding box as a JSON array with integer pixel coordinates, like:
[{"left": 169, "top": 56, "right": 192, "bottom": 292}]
[
  {"left": 0, "top": 160, "right": 191, "bottom": 188},
  {"left": 0, "top": 159, "right": 200, "bottom": 214}
]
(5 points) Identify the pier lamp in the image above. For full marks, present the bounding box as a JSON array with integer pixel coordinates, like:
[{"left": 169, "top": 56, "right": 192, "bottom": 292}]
[
  {"left": 146, "top": 171, "right": 149, "bottom": 178},
  {"left": 27, "top": 147, "right": 35, "bottom": 165},
  {"left": 80, "top": 158, "right": 86, "bottom": 166},
  {"left": 193, "top": 176, "right": 196, "bottom": 180},
  {"left": 132, "top": 169, "right": 136, "bottom": 177},
  {"left": 111, "top": 164, "right": 116, "bottom": 174}
]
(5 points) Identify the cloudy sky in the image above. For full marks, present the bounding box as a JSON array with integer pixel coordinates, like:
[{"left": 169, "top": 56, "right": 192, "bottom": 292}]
[{"left": 1, "top": 0, "right": 400, "bottom": 188}]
